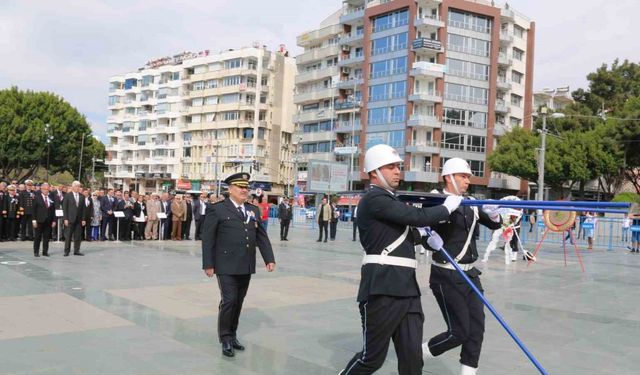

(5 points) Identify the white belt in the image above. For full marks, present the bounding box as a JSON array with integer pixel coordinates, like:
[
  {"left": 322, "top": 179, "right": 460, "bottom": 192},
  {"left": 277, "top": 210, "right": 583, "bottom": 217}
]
[
  {"left": 363, "top": 254, "right": 417, "bottom": 269},
  {"left": 431, "top": 261, "right": 475, "bottom": 272}
]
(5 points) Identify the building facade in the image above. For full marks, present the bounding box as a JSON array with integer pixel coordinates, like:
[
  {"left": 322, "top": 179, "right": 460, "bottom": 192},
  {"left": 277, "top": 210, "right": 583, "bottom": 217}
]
[
  {"left": 106, "top": 46, "right": 296, "bottom": 197},
  {"left": 294, "top": 0, "right": 535, "bottom": 197}
]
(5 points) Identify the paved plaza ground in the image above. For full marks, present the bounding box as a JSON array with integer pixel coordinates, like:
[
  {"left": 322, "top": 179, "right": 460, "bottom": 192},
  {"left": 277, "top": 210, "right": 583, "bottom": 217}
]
[{"left": 0, "top": 223, "right": 638, "bottom": 374}]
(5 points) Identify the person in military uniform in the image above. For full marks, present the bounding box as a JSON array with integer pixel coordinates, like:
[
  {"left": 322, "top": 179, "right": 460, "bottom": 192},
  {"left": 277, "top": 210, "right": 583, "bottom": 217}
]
[
  {"left": 5, "top": 185, "right": 22, "bottom": 241},
  {"left": 422, "top": 158, "right": 502, "bottom": 375},
  {"left": 19, "top": 180, "right": 36, "bottom": 241},
  {"left": 201, "top": 172, "right": 276, "bottom": 358},
  {"left": 339, "top": 144, "right": 462, "bottom": 375}
]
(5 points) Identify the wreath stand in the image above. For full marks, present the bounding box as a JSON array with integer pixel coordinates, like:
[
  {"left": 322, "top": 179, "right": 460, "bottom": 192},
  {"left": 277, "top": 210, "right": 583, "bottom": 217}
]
[{"left": 528, "top": 210, "right": 585, "bottom": 272}]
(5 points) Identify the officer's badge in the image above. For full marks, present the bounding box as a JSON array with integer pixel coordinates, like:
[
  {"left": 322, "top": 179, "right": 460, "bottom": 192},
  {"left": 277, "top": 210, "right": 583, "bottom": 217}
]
[{"left": 247, "top": 210, "right": 255, "bottom": 224}]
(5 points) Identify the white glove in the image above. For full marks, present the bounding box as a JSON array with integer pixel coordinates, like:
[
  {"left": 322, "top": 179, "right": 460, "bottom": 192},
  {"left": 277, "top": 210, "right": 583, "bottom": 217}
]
[
  {"left": 425, "top": 228, "right": 444, "bottom": 251},
  {"left": 482, "top": 204, "right": 501, "bottom": 222},
  {"left": 442, "top": 195, "right": 463, "bottom": 214}
]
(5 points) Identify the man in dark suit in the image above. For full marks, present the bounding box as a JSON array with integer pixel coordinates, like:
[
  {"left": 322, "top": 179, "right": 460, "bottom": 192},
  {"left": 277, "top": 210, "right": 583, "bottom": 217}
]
[
  {"left": 82, "top": 188, "right": 93, "bottom": 241},
  {"left": 277, "top": 196, "right": 293, "bottom": 241},
  {"left": 202, "top": 172, "right": 275, "bottom": 358},
  {"left": 182, "top": 194, "right": 193, "bottom": 240},
  {"left": 100, "top": 188, "right": 115, "bottom": 241},
  {"left": 193, "top": 192, "right": 208, "bottom": 240},
  {"left": 160, "top": 192, "right": 172, "bottom": 240},
  {"left": 62, "top": 181, "right": 86, "bottom": 256},
  {"left": 32, "top": 183, "right": 56, "bottom": 257},
  {"left": 19, "top": 180, "right": 36, "bottom": 240}
]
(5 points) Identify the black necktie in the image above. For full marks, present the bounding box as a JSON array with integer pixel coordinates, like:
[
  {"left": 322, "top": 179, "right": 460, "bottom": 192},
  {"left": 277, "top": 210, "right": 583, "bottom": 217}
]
[{"left": 237, "top": 206, "right": 245, "bottom": 220}]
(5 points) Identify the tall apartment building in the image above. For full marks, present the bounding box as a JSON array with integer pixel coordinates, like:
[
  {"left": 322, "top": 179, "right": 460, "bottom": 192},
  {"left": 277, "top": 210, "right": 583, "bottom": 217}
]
[
  {"left": 294, "top": 0, "right": 535, "bottom": 197},
  {"left": 106, "top": 46, "right": 296, "bottom": 197}
]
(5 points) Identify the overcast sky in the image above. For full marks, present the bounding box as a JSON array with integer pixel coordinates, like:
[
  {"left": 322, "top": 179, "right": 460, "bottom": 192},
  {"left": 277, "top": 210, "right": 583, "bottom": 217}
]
[{"left": 1, "top": 0, "right": 638, "bottom": 142}]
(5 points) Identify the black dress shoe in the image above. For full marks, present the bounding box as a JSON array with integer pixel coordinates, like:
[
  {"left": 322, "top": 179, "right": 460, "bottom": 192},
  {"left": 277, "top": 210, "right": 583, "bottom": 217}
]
[
  {"left": 34, "top": 253, "right": 40, "bottom": 257},
  {"left": 222, "top": 341, "right": 234, "bottom": 357},
  {"left": 64, "top": 252, "right": 70, "bottom": 257},
  {"left": 231, "top": 339, "right": 245, "bottom": 351},
  {"left": 283, "top": 238, "right": 288, "bottom": 241},
  {"left": 316, "top": 239, "right": 321, "bottom": 242},
  {"left": 73, "top": 252, "right": 85, "bottom": 256},
  {"left": 43, "top": 253, "right": 50, "bottom": 257}
]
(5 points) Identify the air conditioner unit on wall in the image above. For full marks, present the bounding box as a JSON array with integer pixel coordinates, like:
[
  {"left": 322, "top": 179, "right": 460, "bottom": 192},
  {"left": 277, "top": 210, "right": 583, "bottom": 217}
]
[{"left": 341, "top": 67, "right": 351, "bottom": 74}]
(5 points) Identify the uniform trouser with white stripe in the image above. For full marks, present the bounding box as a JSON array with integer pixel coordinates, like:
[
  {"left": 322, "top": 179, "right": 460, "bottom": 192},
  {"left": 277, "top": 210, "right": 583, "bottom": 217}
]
[
  {"left": 342, "top": 295, "right": 423, "bottom": 375},
  {"left": 427, "top": 277, "right": 485, "bottom": 368},
  {"left": 217, "top": 274, "right": 251, "bottom": 343}
]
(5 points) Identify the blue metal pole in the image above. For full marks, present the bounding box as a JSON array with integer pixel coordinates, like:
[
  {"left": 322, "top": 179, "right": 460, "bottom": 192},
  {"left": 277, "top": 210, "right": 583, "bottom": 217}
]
[
  {"left": 467, "top": 200, "right": 630, "bottom": 209},
  {"left": 434, "top": 244, "right": 549, "bottom": 375}
]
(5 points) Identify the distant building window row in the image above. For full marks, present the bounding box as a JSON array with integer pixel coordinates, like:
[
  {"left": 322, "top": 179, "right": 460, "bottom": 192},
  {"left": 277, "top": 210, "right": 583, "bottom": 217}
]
[
  {"left": 372, "top": 32, "right": 408, "bottom": 56},
  {"left": 440, "top": 157, "right": 485, "bottom": 177},
  {"left": 301, "top": 141, "right": 335, "bottom": 154},
  {"left": 446, "top": 58, "right": 489, "bottom": 81},
  {"left": 445, "top": 83, "right": 488, "bottom": 105},
  {"left": 443, "top": 107, "right": 488, "bottom": 129},
  {"left": 448, "top": 9, "right": 492, "bottom": 33},
  {"left": 372, "top": 8, "right": 409, "bottom": 33},
  {"left": 368, "top": 105, "right": 406, "bottom": 125},
  {"left": 447, "top": 33, "right": 491, "bottom": 57},
  {"left": 369, "top": 80, "right": 407, "bottom": 102},
  {"left": 366, "top": 130, "right": 405, "bottom": 149},
  {"left": 370, "top": 56, "right": 407, "bottom": 78}
]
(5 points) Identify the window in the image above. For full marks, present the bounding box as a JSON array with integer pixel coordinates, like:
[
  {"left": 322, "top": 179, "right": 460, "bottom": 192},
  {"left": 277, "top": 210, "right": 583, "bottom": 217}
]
[
  {"left": 194, "top": 65, "right": 207, "bottom": 74},
  {"left": 448, "top": 9, "right": 492, "bottom": 33},
  {"left": 223, "top": 76, "right": 242, "bottom": 86},
  {"left": 225, "top": 58, "right": 243, "bottom": 69},
  {"left": 192, "top": 81, "right": 205, "bottom": 91},
  {"left": 206, "top": 79, "right": 218, "bottom": 89},
  {"left": 510, "top": 117, "right": 522, "bottom": 127},
  {"left": 222, "top": 111, "right": 239, "bottom": 121},
  {"left": 446, "top": 58, "right": 489, "bottom": 81},
  {"left": 512, "top": 47, "right": 524, "bottom": 61},
  {"left": 514, "top": 25, "right": 525, "bottom": 38},
  {"left": 220, "top": 93, "right": 239, "bottom": 104},
  {"left": 371, "top": 32, "right": 408, "bottom": 55},
  {"left": 372, "top": 9, "right": 409, "bottom": 33},
  {"left": 511, "top": 70, "right": 523, "bottom": 84},
  {"left": 242, "top": 129, "right": 253, "bottom": 139},
  {"left": 302, "top": 143, "right": 317, "bottom": 153},
  {"left": 447, "top": 33, "right": 490, "bottom": 57},
  {"left": 183, "top": 147, "right": 191, "bottom": 158},
  {"left": 183, "top": 132, "right": 192, "bottom": 141},
  {"left": 317, "top": 141, "right": 332, "bottom": 153},
  {"left": 467, "top": 135, "right": 486, "bottom": 153},
  {"left": 510, "top": 94, "right": 523, "bottom": 107},
  {"left": 108, "top": 96, "right": 119, "bottom": 105},
  {"left": 388, "top": 131, "right": 404, "bottom": 148},
  {"left": 442, "top": 132, "right": 464, "bottom": 150},
  {"left": 205, "top": 96, "right": 218, "bottom": 105},
  {"left": 469, "top": 160, "right": 484, "bottom": 177},
  {"left": 258, "top": 128, "right": 265, "bottom": 139}
]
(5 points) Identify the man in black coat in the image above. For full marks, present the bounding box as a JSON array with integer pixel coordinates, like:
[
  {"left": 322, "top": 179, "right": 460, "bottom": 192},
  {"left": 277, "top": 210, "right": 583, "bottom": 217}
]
[
  {"left": 193, "top": 192, "right": 208, "bottom": 240},
  {"left": 82, "top": 188, "right": 94, "bottom": 241},
  {"left": 5, "top": 185, "right": 21, "bottom": 241},
  {"left": 422, "top": 158, "right": 502, "bottom": 375},
  {"left": 277, "top": 196, "right": 293, "bottom": 241},
  {"left": 0, "top": 182, "right": 7, "bottom": 241},
  {"left": 32, "top": 183, "right": 56, "bottom": 256},
  {"left": 339, "top": 144, "right": 459, "bottom": 375},
  {"left": 202, "top": 172, "right": 275, "bottom": 358},
  {"left": 62, "top": 181, "right": 86, "bottom": 256},
  {"left": 100, "top": 188, "right": 116, "bottom": 241},
  {"left": 19, "top": 180, "right": 36, "bottom": 240},
  {"left": 160, "top": 192, "right": 172, "bottom": 240},
  {"left": 182, "top": 194, "right": 193, "bottom": 240}
]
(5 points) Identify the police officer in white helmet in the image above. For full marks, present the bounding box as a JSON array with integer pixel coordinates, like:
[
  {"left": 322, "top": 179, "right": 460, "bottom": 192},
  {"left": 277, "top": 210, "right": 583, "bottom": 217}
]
[
  {"left": 339, "top": 144, "right": 462, "bottom": 375},
  {"left": 422, "top": 158, "right": 502, "bottom": 375}
]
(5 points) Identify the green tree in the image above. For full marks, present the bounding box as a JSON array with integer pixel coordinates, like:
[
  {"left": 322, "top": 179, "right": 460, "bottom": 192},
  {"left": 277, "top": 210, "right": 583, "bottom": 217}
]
[{"left": 0, "top": 87, "right": 105, "bottom": 183}]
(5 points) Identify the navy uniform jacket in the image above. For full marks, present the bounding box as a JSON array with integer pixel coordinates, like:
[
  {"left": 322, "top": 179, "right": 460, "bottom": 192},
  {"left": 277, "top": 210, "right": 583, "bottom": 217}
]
[
  {"left": 425, "top": 196, "right": 502, "bottom": 283},
  {"left": 356, "top": 185, "right": 450, "bottom": 302},
  {"left": 201, "top": 198, "right": 275, "bottom": 275}
]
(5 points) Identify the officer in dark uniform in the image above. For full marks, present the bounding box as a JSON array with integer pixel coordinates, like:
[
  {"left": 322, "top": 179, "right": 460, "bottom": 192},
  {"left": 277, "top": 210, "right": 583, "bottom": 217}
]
[
  {"left": 19, "top": 180, "right": 36, "bottom": 240},
  {"left": 339, "top": 144, "right": 462, "bottom": 375},
  {"left": 201, "top": 172, "right": 276, "bottom": 358},
  {"left": 422, "top": 158, "right": 502, "bottom": 375}
]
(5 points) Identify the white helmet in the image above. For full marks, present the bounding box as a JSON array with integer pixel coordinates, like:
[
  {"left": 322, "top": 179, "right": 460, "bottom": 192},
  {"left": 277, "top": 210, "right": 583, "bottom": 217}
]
[
  {"left": 442, "top": 158, "right": 472, "bottom": 176},
  {"left": 363, "top": 144, "right": 403, "bottom": 173}
]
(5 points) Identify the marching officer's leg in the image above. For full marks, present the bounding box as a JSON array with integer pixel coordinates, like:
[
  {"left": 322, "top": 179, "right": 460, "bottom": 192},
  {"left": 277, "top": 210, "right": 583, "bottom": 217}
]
[
  {"left": 426, "top": 283, "right": 471, "bottom": 357},
  {"left": 341, "top": 296, "right": 401, "bottom": 375},
  {"left": 391, "top": 297, "right": 424, "bottom": 375},
  {"left": 460, "top": 277, "right": 485, "bottom": 371}
]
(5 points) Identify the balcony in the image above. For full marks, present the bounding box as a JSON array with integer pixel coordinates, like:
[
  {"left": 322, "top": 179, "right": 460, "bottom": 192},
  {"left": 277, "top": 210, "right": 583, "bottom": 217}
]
[
  {"left": 488, "top": 172, "right": 521, "bottom": 190},
  {"left": 335, "top": 120, "right": 361, "bottom": 133},
  {"left": 339, "top": 31, "right": 364, "bottom": 46},
  {"left": 500, "top": 32, "right": 513, "bottom": 44},
  {"left": 407, "top": 115, "right": 441, "bottom": 128},
  {"left": 495, "top": 99, "right": 509, "bottom": 113},
  {"left": 334, "top": 100, "right": 362, "bottom": 113},
  {"left": 296, "top": 45, "right": 341, "bottom": 65},
  {"left": 300, "top": 131, "right": 335, "bottom": 143},
  {"left": 501, "top": 7, "right": 515, "bottom": 21},
  {"left": 297, "top": 24, "right": 342, "bottom": 47},
  {"left": 405, "top": 142, "right": 440, "bottom": 154},
  {"left": 334, "top": 146, "right": 359, "bottom": 156},
  {"left": 415, "top": 15, "right": 444, "bottom": 32},
  {"left": 336, "top": 77, "right": 363, "bottom": 90},
  {"left": 412, "top": 38, "right": 444, "bottom": 58},
  {"left": 410, "top": 61, "right": 446, "bottom": 79},
  {"left": 493, "top": 122, "right": 509, "bottom": 136},
  {"left": 337, "top": 53, "right": 365, "bottom": 67},
  {"left": 498, "top": 53, "right": 512, "bottom": 66},
  {"left": 497, "top": 78, "right": 512, "bottom": 91},
  {"left": 404, "top": 169, "right": 440, "bottom": 183},
  {"left": 340, "top": 6, "right": 365, "bottom": 25},
  {"left": 408, "top": 90, "right": 442, "bottom": 104},
  {"left": 293, "top": 108, "right": 333, "bottom": 124},
  {"left": 294, "top": 87, "right": 335, "bottom": 104},
  {"left": 295, "top": 66, "right": 339, "bottom": 85}
]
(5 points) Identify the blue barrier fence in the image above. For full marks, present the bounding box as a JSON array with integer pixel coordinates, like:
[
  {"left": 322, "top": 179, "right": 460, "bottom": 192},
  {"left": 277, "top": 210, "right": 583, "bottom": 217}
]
[{"left": 283, "top": 208, "right": 636, "bottom": 251}]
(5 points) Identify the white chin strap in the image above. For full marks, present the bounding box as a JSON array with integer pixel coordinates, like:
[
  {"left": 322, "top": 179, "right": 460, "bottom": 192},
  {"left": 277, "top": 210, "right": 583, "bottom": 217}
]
[
  {"left": 375, "top": 169, "right": 393, "bottom": 191},
  {"left": 449, "top": 175, "right": 461, "bottom": 195}
]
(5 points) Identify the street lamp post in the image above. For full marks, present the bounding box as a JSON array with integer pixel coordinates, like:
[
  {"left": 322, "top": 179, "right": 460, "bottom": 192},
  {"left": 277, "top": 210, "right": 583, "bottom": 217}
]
[
  {"left": 45, "top": 123, "right": 53, "bottom": 181},
  {"left": 536, "top": 107, "right": 548, "bottom": 202}
]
